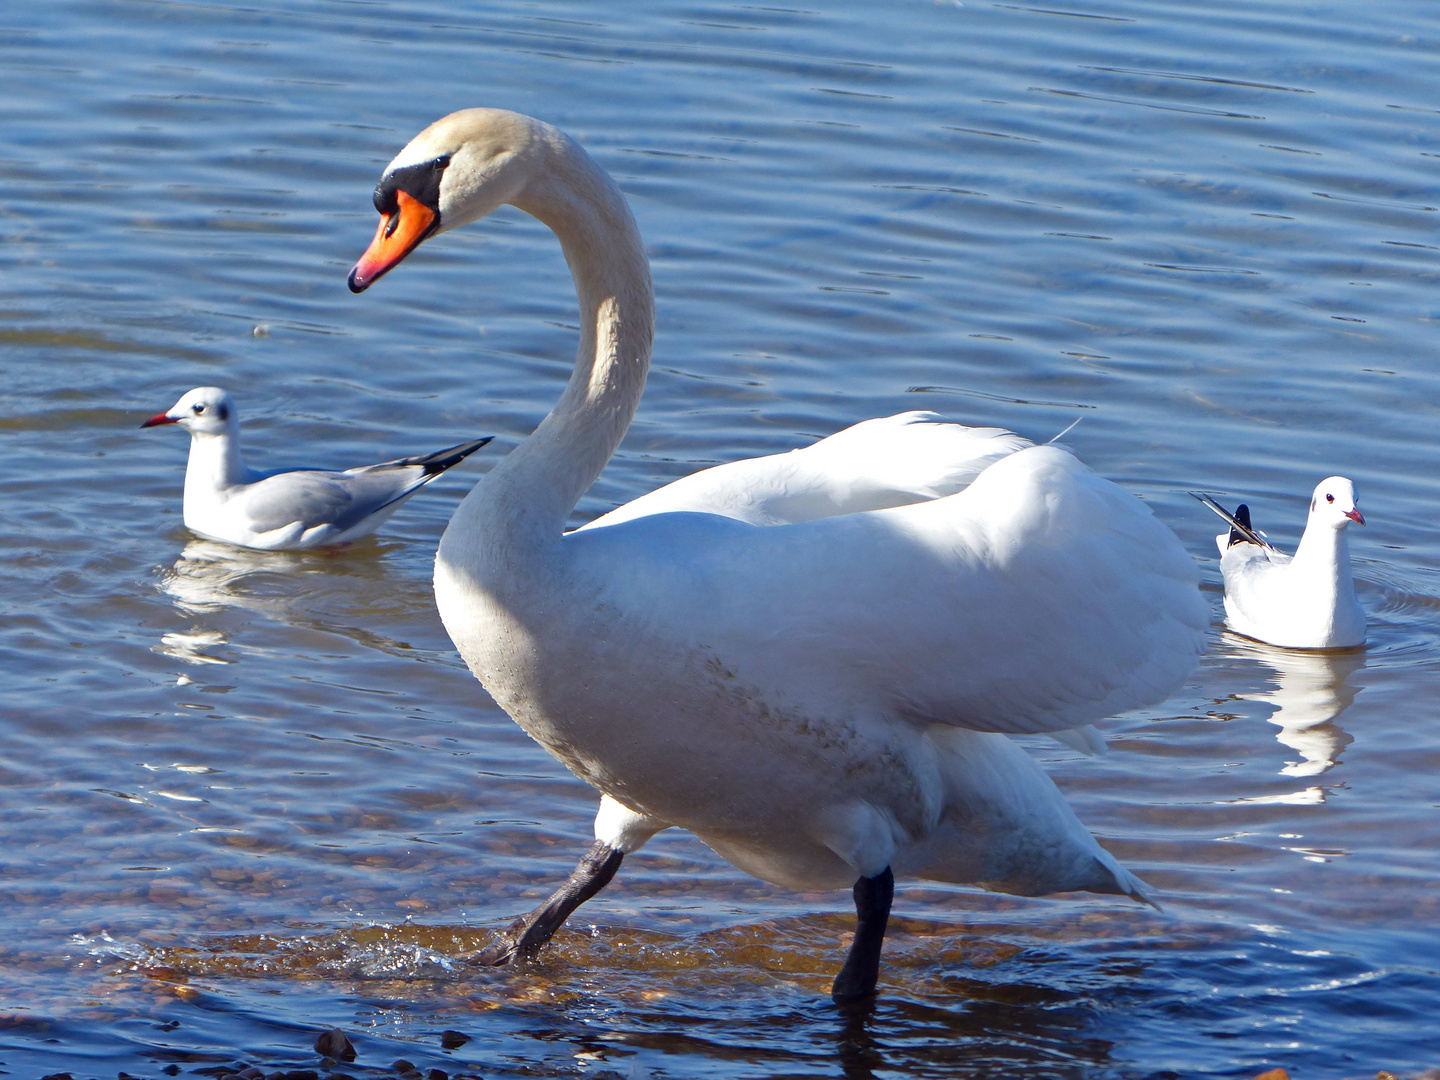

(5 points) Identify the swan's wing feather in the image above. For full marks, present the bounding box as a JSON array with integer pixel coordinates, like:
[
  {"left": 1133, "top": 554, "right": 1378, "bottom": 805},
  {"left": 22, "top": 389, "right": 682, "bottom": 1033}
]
[
  {"left": 584, "top": 413, "right": 1032, "bottom": 529},
  {"left": 1049, "top": 725, "right": 1108, "bottom": 756},
  {"left": 571, "top": 445, "right": 1206, "bottom": 737}
]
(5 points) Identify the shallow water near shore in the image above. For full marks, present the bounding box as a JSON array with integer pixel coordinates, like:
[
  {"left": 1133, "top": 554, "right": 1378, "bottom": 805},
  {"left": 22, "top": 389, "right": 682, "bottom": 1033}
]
[{"left": 3, "top": 1, "right": 1440, "bottom": 1077}]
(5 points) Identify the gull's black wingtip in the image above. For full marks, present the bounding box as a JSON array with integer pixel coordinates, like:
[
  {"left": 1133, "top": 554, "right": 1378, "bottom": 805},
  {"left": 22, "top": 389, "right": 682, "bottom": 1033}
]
[
  {"left": 415, "top": 436, "right": 494, "bottom": 474},
  {"left": 1229, "top": 503, "right": 1252, "bottom": 548},
  {"left": 1193, "top": 491, "right": 1273, "bottom": 550}
]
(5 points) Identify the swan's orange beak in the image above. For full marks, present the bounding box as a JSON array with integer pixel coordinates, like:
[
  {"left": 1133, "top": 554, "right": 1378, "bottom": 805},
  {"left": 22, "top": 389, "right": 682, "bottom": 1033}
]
[{"left": 348, "top": 190, "right": 437, "bottom": 293}]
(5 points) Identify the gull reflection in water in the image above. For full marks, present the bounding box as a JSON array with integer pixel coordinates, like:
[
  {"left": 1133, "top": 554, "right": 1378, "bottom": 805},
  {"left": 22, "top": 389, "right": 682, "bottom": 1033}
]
[
  {"left": 153, "top": 539, "right": 336, "bottom": 667},
  {"left": 1231, "top": 638, "right": 1363, "bottom": 778},
  {"left": 158, "top": 538, "right": 316, "bottom": 617}
]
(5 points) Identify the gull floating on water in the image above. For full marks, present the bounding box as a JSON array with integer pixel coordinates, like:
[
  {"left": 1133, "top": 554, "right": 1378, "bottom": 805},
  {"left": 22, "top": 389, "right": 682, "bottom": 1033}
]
[
  {"left": 141, "top": 387, "right": 490, "bottom": 550},
  {"left": 1194, "top": 477, "right": 1366, "bottom": 649}
]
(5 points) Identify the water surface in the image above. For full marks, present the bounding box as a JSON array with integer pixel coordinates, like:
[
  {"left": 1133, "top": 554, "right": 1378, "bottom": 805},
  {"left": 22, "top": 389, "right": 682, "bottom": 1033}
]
[{"left": 3, "top": 1, "right": 1440, "bottom": 1077}]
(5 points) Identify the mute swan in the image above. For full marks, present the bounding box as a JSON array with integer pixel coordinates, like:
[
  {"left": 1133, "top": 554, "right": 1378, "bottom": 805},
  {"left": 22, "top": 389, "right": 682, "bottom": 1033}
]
[
  {"left": 348, "top": 109, "right": 1206, "bottom": 1000},
  {"left": 1195, "top": 478, "right": 1366, "bottom": 649},
  {"left": 142, "top": 386, "right": 490, "bottom": 550}
]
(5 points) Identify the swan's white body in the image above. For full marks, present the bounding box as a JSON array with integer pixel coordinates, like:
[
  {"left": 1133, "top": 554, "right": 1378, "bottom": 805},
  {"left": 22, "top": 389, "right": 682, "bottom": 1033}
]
[
  {"left": 1212, "top": 478, "right": 1366, "bottom": 650},
  {"left": 142, "top": 387, "right": 488, "bottom": 551},
  {"left": 357, "top": 110, "right": 1206, "bottom": 909}
]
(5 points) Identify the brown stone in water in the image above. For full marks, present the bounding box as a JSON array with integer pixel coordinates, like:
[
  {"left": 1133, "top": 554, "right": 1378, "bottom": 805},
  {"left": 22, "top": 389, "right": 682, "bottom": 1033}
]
[
  {"left": 1251, "top": 1071, "right": 1289, "bottom": 1080},
  {"left": 392, "top": 1062, "right": 417, "bottom": 1074},
  {"left": 313, "top": 1027, "right": 356, "bottom": 1061},
  {"left": 439, "top": 1030, "right": 470, "bottom": 1049}
]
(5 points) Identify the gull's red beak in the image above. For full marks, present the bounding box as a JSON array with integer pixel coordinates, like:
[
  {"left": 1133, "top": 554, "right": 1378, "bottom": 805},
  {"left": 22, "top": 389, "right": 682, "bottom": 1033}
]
[
  {"left": 1344, "top": 508, "right": 1366, "bottom": 525},
  {"left": 141, "top": 412, "right": 179, "bottom": 429},
  {"left": 348, "top": 190, "right": 438, "bottom": 293}
]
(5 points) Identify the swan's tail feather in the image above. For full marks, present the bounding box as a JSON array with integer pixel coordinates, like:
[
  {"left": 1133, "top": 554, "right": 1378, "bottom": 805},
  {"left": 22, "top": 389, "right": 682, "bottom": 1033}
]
[
  {"left": 1049, "top": 724, "right": 1108, "bottom": 757},
  {"left": 1097, "top": 853, "right": 1162, "bottom": 910},
  {"left": 1191, "top": 491, "right": 1276, "bottom": 550}
]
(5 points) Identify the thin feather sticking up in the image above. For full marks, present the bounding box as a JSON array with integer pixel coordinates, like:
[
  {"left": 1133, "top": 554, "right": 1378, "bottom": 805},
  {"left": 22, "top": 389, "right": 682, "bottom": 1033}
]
[{"left": 1191, "top": 492, "right": 1276, "bottom": 550}]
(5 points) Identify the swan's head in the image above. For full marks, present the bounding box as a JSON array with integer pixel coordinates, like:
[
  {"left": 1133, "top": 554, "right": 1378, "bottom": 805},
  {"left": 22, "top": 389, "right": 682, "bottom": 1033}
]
[
  {"left": 348, "top": 108, "right": 550, "bottom": 293},
  {"left": 1308, "top": 476, "right": 1364, "bottom": 529},
  {"left": 141, "top": 386, "right": 237, "bottom": 437}
]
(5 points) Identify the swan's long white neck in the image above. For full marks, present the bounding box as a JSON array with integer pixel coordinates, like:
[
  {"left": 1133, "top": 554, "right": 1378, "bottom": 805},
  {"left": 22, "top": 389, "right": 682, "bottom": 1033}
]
[{"left": 446, "top": 131, "right": 654, "bottom": 557}]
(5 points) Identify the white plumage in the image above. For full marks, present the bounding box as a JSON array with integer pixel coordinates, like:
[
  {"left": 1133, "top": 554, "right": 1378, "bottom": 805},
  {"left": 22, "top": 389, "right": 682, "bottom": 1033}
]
[
  {"left": 141, "top": 386, "right": 489, "bottom": 551},
  {"left": 1196, "top": 477, "right": 1366, "bottom": 649},
  {"left": 347, "top": 108, "right": 1208, "bottom": 996},
  {"left": 583, "top": 413, "right": 1111, "bottom": 758}
]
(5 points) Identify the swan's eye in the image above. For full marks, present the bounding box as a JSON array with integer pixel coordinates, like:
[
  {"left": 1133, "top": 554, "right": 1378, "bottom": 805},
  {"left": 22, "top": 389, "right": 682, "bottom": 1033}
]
[{"left": 1325, "top": 493, "right": 1334, "bottom": 503}]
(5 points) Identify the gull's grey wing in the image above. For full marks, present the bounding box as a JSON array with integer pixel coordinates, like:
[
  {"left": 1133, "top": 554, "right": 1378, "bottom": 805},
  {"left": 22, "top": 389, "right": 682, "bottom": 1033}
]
[
  {"left": 334, "top": 437, "right": 493, "bottom": 527},
  {"left": 236, "top": 437, "right": 491, "bottom": 535},
  {"left": 234, "top": 469, "right": 357, "bottom": 533}
]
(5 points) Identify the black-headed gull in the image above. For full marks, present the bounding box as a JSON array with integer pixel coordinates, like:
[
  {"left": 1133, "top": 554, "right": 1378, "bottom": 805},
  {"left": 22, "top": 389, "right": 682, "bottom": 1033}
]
[
  {"left": 1194, "top": 477, "right": 1366, "bottom": 649},
  {"left": 141, "top": 387, "right": 490, "bottom": 550}
]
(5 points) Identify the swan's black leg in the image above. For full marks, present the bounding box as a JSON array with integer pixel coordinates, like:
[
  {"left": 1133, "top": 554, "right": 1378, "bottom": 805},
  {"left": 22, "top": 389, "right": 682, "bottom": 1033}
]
[
  {"left": 830, "top": 867, "right": 894, "bottom": 1003},
  {"left": 471, "top": 840, "right": 624, "bottom": 966}
]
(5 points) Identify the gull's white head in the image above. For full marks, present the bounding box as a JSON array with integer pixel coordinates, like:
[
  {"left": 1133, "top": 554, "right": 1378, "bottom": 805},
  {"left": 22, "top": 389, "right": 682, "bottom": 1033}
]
[
  {"left": 348, "top": 108, "right": 558, "bottom": 293},
  {"left": 1309, "top": 476, "right": 1364, "bottom": 529},
  {"left": 141, "top": 386, "right": 238, "bottom": 437}
]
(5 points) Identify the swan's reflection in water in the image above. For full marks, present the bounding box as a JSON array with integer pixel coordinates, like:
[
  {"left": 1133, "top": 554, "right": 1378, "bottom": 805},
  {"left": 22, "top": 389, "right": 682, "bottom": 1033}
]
[{"left": 1230, "top": 638, "right": 1363, "bottom": 778}]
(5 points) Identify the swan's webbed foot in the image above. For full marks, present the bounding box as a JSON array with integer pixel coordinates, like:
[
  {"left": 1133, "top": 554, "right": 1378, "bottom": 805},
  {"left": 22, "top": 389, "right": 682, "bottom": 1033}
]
[
  {"left": 469, "top": 840, "right": 624, "bottom": 966},
  {"left": 830, "top": 867, "right": 894, "bottom": 1003}
]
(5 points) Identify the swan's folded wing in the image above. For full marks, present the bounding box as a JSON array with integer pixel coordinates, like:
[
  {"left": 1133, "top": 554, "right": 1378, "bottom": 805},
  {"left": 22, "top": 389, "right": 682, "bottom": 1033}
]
[
  {"left": 584, "top": 412, "right": 1031, "bottom": 529},
  {"left": 572, "top": 444, "right": 1206, "bottom": 736}
]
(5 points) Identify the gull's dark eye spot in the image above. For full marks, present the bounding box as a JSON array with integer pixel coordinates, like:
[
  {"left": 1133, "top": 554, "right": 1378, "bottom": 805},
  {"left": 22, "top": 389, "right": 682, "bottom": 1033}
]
[
  {"left": 193, "top": 404, "right": 205, "bottom": 413},
  {"left": 1326, "top": 493, "right": 1334, "bottom": 503}
]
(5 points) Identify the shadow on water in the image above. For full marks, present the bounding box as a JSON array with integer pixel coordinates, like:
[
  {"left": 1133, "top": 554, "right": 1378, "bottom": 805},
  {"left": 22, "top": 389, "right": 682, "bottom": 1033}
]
[
  {"left": 7, "top": 892, "right": 1432, "bottom": 1076},
  {"left": 55, "top": 913, "right": 1135, "bottom": 1078}
]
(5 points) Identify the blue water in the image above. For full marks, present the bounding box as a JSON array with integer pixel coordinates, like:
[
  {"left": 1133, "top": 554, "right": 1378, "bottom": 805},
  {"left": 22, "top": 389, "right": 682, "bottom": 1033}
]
[{"left": 3, "top": 1, "right": 1439, "bottom": 1076}]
